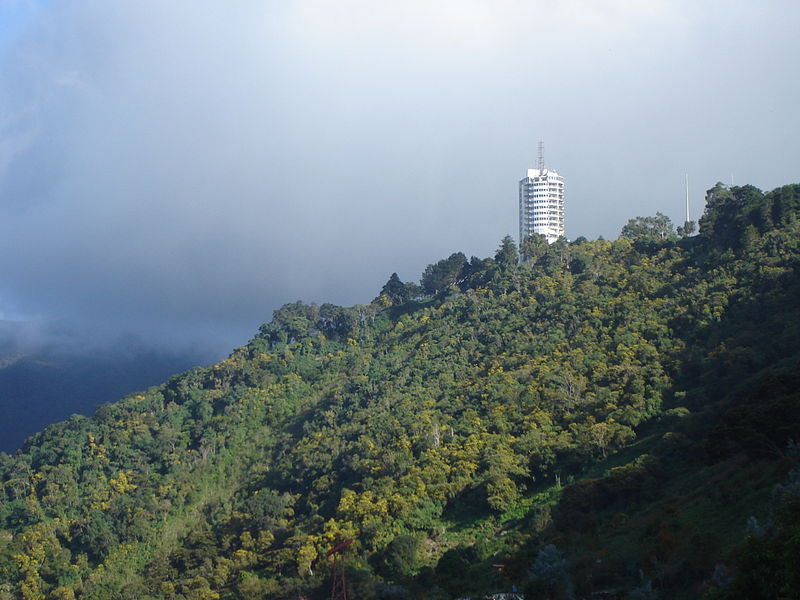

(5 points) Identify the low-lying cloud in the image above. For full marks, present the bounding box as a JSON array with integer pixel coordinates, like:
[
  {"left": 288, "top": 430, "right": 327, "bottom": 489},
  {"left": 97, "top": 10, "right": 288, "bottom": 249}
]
[{"left": 0, "top": 0, "right": 798, "bottom": 353}]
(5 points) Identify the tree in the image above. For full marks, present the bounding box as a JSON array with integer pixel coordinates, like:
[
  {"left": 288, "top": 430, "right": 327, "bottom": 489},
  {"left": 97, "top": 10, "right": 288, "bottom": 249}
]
[
  {"left": 494, "top": 235, "right": 519, "bottom": 271},
  {"left": 698, "top": 184, "right": 765, "bottom": 248},
  {"left": 377, "top": 273, "right": 417, "bottom": 306},
  {"left": 520, "top": 233, "right": 549, "bottom": 262},
  {"left": 528, "top": 544, "right": 568, "bottom": 584},
  {"left": 677, "top": 220, "right": 696, "bottom": 237},
  {"left": 245, "top": 489, "right": 294, "bottom": 529},
  {"left": 420, "top": 252, "right": 467, "bottom": 295},
  {"left": 620, "top": 212, "right": 676, "bottom": 243},
  {"left": 525, "top": 544, "right": 572, "bottom": 600},
  {"left": 374, "top": 535, "right": 423, "bottom": 578},
  {"left": 261, "top": 301, "right": 321, "bottom": 344},
  {"left": 319, "top": 303, "right": 359, "bottom": 338}
]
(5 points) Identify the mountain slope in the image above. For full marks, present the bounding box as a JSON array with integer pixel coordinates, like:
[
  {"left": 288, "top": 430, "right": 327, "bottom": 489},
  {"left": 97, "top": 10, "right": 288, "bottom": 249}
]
[
  {"left": 0, "top": 328, "right": 210, "bottom": 453},
  {"left": 1, "top": 183, "right": 799, "bottom": 600}
]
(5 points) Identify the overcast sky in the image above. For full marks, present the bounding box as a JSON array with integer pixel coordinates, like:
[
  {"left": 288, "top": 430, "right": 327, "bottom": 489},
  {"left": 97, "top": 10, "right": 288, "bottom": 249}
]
[{"left": 0, "top": 0, "right": 798, "bottom": 356}]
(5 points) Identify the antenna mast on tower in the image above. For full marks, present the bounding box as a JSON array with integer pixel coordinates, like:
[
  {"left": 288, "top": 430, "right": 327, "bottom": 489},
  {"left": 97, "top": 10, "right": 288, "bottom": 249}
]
[{"left": 538, "top": 141, "right": 545, "bottom": 171}]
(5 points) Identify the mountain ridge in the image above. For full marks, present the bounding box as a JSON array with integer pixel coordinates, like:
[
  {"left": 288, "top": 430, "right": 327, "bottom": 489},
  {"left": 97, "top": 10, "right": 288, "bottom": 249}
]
[{"left": 1, "top": 183, "right": 799, "bottom": 600}]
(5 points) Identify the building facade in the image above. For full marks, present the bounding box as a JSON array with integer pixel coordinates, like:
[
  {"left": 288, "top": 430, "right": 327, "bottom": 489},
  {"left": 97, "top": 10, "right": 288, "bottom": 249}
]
[{"left": 519, "top": 167, "right": 565, "bottom": 244}]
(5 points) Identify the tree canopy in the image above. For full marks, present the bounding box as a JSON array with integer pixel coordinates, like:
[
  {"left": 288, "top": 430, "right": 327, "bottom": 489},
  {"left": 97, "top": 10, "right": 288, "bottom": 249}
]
[
  {"left": 419, "top": 251, "right": 467, "bottom": 295},
  {"left": 620, "top": 212, "right": 677, "bottom": 243}
]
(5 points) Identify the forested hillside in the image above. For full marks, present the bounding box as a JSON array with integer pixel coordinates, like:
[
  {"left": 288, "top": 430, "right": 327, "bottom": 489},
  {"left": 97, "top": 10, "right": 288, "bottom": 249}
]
[{"left": 1, "top": 183, "right": 799, "bottom": 600}]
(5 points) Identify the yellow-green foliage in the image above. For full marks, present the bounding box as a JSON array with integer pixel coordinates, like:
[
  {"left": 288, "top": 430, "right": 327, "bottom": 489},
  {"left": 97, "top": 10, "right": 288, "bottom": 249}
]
[{"left": 0, "top": 184, "right": 799, "bottom": 599}]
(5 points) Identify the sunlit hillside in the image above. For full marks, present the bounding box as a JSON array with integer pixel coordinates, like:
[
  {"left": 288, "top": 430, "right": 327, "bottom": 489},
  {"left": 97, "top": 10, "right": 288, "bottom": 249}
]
[{"left": 1, "top": 184, "right": 799, "bottom": 600}]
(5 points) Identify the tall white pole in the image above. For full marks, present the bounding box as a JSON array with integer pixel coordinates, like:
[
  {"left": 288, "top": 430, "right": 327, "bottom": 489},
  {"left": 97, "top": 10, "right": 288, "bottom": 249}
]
[{"left": 685, "top": 174, "right": 690, "bottom": 223}]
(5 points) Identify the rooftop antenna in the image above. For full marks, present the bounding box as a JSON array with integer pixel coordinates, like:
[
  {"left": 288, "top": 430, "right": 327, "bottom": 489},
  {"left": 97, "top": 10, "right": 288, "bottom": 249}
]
[{"left": 538, "top": 141, "right": 545, "bottom": 171}]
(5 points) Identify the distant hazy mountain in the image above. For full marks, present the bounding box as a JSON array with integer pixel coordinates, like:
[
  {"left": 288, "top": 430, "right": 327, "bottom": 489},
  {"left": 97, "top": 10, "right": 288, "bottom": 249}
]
[{"left": 0, "top": 322, "right": 208, "bottom": 452}]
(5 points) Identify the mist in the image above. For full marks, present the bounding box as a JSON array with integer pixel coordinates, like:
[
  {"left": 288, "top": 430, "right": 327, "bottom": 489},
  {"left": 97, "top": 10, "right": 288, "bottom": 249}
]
[
  {"left": 0, "top": 319, "right": 208, "bottom": 452},
  {"left": 1, "top": 0, "right": 798, "bottom": 353}
]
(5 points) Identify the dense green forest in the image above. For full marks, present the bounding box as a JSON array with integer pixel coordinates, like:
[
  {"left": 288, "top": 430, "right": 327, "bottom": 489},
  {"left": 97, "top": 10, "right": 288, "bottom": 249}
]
[{"left": 1, "top": 183, "right": 799, "bottom": 600}]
